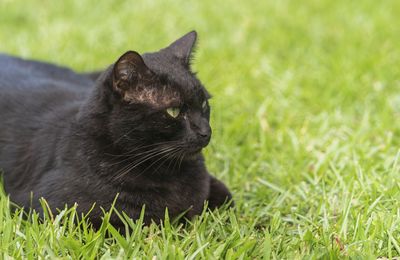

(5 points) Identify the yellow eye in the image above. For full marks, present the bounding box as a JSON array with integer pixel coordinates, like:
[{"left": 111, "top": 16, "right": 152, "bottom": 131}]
[
  {"left": 166, "top": 107, "right": 180, "bottom": 118},
  {"left": 202, "top": 101, "right": 207, "bottom": 110}
]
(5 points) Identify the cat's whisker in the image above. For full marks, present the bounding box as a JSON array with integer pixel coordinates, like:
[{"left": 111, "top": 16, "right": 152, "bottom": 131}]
[
  {"left": 112, "top": 149, "right": 171, "bottom": 180},
  {"left": 107, "top": 145, "right": 175, "bottom": 167},
  {"left": 112, "top": 131, "right": 135, "bottom": 145},
  {"left": 105, "top": 142, "right": 160, "bottom": 158},
  {"left": 177, "top": 151, "right": 185, "bottom": 172},
  {"left": 152, "top": 155, "right": 173, "bottom": 175},
  {"left": 127, "top": 143, "right": 181, "bottom": 157},
  {"left": 105, "top": 144, "right": 181, "bottom": 172},
  {"left": 101, "top": 127, "right": 142, "bottom": 151},
  {"left": 113, "top": 148, "right": 180, "bottom": 182},
  {"left": 123, "top": 152, "right": 173, "bottom": 184},
  {"left": 136, "top": 148, "right": 182, "bottom": 177},
  {"left": 125, "top": 143, "right": 184, "bottom": 163},
  {"left": 153, "top": 148, "right": 185, "bottom": 175},
  {"left": 112, "top": 145, "right": 183, "bottom": 181},
  {"left": 158, "top": 148, "right": 183, "bottom": 176},
  {"left": 170, "top": 152, "right": 181, "bottom": 174},
  {"left": 106, "top": 140, "right": 184, "bottom": 158},
  {"left": 164, "top": 153, "right": 177, "bottom": 174},
  {"left": 127, "top": 141, "right": 184, "bottom": 154}
]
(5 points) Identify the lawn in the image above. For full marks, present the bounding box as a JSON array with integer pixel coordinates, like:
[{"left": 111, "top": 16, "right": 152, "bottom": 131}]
[{"left": 1, "top": 0, "right": 400, "bottom": 258}]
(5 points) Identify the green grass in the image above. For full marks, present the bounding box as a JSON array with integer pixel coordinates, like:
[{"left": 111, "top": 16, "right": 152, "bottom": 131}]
[{"left": 1, "top": 0, "right": 400, "bottom": 258}]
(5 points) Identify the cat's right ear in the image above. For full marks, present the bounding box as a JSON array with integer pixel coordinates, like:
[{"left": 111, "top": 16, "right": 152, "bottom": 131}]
[{"left": 112, "top": 51, "right": 152, "bottom": 96}]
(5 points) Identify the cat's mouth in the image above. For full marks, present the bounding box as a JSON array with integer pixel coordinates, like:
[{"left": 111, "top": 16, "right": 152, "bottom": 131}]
[
  {"left": 188, "top": 147, "right": 202, "bottom": 154},
  {"left": 184, "top": 151, "right": 202, "bottom": 160}
]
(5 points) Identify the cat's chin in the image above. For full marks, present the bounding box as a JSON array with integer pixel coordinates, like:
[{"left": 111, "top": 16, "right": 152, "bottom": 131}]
[
  {"left": 184, "top": 154, "right": 201, "bottom": 161},
  {"left": 183, "top": 149, "right": 203, "bottom": 160}
]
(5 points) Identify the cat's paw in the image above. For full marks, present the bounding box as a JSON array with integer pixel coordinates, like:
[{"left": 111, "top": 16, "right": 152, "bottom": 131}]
[{"left": 207, "top": 176, "right": 234, "bottom": 209}]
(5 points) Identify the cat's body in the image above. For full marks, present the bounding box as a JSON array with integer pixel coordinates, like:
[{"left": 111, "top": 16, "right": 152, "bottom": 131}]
[{"left": 0, "top": 31, "right": 232, "bottom": 228}]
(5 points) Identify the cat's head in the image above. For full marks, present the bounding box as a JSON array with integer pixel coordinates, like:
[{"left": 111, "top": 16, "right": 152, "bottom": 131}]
[{"left": 99, "top": 31, "right": 211, "bottom": 160}]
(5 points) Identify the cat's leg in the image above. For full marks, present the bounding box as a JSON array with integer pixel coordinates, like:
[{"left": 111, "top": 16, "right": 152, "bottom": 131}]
[{"left": 207, "top": 175, "right": 234, "bottom": 209}]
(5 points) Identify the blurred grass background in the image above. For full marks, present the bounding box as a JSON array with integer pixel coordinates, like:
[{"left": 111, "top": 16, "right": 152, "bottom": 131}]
[{"left": 2, "top": 0, "right": 400, "bottom": 258}]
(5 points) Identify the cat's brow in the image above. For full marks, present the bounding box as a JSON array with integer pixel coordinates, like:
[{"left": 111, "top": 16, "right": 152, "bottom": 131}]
[
  {"left": 194, "top": 88, "right": 211, "bottom": 101},
  {"left": 123, "top": 84, "right": 182, "bottom": 108}
]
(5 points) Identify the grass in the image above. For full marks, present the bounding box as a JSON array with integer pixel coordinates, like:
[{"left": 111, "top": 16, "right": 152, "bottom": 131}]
[{"left": 1, "top": 0, "right": 400, "bottom": 258}]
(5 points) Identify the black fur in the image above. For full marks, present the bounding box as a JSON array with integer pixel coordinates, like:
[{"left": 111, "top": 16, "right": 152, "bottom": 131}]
[{"left": 0, "top": 31, "right": 232, "bottom": 228}]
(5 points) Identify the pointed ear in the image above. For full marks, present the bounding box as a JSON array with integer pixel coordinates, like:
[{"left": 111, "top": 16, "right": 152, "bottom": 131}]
[
  {"left": 112, "top": 51, "right": 152, "bottom": 94},
  {"left": 165, "top": 31, "right": 197, "bottom": 65}
]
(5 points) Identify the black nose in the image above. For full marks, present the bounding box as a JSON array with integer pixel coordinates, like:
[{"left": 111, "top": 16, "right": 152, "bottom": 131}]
[
  {"left": 198, "top": 131, "right": 210, "bottom": 139},
  {"left": 197, "top": 127, "right": 211, "bottom": 144},
  {"left": 190, "top": 116, "right": 211, "bottom": 145}
]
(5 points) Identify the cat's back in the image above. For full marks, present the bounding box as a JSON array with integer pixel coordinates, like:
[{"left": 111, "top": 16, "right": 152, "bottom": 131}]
[
  {"left": 0, "top": 53, "right": 94, "bottom": 181},
  {"left": 0, "top": 53, "right": 93, "bottom": 162},
  {"left": 0, "top": 53, "right": 93, "bottom": 116},
  {"left": 0, "top": 53, "right": 94, "bottom": 90}
]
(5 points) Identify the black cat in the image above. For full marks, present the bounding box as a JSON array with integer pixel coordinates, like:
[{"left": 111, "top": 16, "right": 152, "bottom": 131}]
[{"left": 0, "top": 31, "right": 233, "bottom": 228}]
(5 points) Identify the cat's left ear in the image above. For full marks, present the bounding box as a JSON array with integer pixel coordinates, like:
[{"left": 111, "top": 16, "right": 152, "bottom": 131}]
[
  {"left": 112, "top": 51, "right": 153, "bottom": 96},
  {"left": 165, "top": 31, "right": 197, "bottom": 65}
]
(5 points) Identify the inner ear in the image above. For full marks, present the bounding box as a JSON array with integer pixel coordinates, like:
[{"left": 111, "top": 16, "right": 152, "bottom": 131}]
[{"left": 112, "top": 51, "right": 152, "bottom": 93}]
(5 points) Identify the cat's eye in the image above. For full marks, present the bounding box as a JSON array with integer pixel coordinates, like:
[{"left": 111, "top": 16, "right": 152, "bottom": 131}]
[
  {"left": 202, "top": 101, "right": 208, "bottom": 111},
  {"left": 166, "top": 107, "right": 180, "bottom": 118}
]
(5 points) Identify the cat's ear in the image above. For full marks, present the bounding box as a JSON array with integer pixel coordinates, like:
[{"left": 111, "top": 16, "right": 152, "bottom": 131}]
[
  {"left": 165, "top": 31, "right": 197, "bottom": 65},
  {"left": 112, "top": 51, "right": 152, "bottom": 95}
]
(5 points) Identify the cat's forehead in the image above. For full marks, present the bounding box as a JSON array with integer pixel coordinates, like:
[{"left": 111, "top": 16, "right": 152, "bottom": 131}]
[
  {"left": 123, "top": 84, "right": 181, "bottom": 108},
  {"left": 142, "top": 51, "right": 209, "bottom": 102},
  {"left": 143, "top": 52, "right": 195, "bottom": 85}
]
